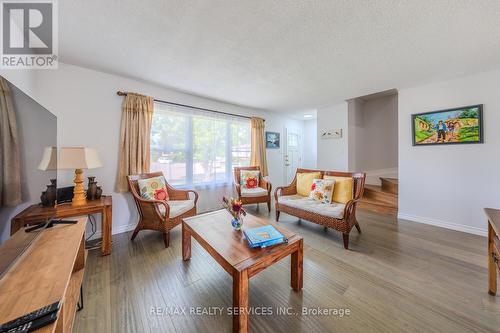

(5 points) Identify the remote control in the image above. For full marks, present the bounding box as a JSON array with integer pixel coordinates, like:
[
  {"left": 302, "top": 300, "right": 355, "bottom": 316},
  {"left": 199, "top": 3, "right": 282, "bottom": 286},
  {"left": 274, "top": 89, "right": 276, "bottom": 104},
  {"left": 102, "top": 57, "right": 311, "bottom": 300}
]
[
  {"left": 4, "top": 312, "right": 58, "bottom": 333},
  {"left": 0, "top": 301, "right": 60, "bottom": 332}
]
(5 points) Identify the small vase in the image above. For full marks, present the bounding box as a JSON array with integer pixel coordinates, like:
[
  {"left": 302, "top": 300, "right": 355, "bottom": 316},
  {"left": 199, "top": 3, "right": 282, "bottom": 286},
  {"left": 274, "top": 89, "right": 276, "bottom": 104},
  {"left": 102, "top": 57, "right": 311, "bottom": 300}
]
[
  {"left": 87, "top": 181, "right": 98, "bottom": 200},
  {"left": 95, "top": 186, "right": 102, "bottom": 200},
  {"left": 231, "top": 216, "right": 243, "bottom": 231},
  {"left": 87, "top": 176, "right": 96, "bottom": 189},
  {"left": 45, "top": 184, "right": 57, "bottom": 207}
]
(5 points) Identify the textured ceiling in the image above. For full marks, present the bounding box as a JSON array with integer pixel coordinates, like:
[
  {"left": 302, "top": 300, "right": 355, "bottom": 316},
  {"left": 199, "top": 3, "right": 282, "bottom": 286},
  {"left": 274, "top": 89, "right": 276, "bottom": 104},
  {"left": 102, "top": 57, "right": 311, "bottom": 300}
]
[{"left": 59, "top": 0, "right": 500, "bottom": 112}]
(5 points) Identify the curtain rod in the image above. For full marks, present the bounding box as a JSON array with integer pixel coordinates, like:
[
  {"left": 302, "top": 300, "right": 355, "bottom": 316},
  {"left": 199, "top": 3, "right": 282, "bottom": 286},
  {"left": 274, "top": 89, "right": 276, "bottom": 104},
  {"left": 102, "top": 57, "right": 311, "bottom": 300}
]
[{"left": 116, "top": 91, "right": 260, "bottom": 121}]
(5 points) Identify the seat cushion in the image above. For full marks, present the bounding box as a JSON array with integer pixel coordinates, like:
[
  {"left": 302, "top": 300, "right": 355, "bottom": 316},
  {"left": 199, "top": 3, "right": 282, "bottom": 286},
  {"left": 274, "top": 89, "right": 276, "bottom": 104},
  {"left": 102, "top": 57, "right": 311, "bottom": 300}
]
[
  {"left": 279, "top": 195, "right": 345, "bottom": 219},
  {"left": 157, "top": 199, "right": 194, "bottom": 218},
  {"left": 296, "top": 172, "right": 322, "bottom": 196},
  {"left": 241, "top": 187, "right": 268, "bottom": 198}
]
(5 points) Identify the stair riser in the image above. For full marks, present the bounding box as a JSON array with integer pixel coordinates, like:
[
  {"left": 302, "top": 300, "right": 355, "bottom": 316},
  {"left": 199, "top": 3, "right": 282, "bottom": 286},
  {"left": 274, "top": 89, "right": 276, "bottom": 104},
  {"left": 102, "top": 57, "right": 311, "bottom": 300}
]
[
  {"left": 358, "top": 202, "right": 398, "bottom": 216},
  {"left": 363, "top": 190, "right": 398, "bottom": 206},
  {"left": 380, "top": 178, "right": 398, "bottom": 195}
]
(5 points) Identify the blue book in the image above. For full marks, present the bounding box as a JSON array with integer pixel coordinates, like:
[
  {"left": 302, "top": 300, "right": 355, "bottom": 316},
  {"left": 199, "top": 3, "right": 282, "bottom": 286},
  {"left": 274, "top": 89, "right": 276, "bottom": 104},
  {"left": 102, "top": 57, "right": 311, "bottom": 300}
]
[{"left": 243, "top": 225, "right": 288, "bottom": 248}]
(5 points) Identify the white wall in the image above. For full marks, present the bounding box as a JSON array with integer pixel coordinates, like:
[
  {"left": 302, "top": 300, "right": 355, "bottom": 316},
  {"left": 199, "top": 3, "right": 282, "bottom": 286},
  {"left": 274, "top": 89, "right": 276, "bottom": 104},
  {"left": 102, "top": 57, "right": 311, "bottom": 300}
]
[
  {"left": 316, "top": 102, "right": 349, "bottom": 171},
  {"left": 348, "top": 94, "right": 398, "bottom": 172},
  {"left": 398, "top": 69, "right": 500, "bottom": 236},
  {"left": 302, "top": 119, "right": 317, "bottom": 169},
  {"left": 0, "top": 63, "right": 303, "bottom": 238}
]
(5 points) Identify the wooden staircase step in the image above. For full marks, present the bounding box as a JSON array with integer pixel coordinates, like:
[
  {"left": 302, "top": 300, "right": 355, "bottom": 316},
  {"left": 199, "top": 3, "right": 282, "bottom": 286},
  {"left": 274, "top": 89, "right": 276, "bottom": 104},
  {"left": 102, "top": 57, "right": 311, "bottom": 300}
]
[
  {"left": 363, "top": 185, "right": 397, "bottom": 206},
  {"left": 380, "top": 177, "right": 398, "bottom": 195},
  {"left": 358, "top": 197, "right": 398, "bottom": 216},
  {"left": 359, "top": 182, "right": 398, "bottom": 216}
]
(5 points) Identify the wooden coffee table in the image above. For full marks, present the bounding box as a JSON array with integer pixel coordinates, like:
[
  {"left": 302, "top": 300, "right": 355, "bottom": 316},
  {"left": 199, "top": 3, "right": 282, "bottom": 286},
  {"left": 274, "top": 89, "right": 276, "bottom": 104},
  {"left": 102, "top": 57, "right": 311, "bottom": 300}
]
[{"left": 182, "top": 209, "right": 303, "bottom": 333}]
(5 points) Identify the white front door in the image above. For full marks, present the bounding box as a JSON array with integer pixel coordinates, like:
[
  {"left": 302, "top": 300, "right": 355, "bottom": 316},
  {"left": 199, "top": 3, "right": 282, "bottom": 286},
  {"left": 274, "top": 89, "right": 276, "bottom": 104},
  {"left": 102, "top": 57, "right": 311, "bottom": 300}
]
[{"left": 284, "top": 127, "right": 302, "bottom": 184}]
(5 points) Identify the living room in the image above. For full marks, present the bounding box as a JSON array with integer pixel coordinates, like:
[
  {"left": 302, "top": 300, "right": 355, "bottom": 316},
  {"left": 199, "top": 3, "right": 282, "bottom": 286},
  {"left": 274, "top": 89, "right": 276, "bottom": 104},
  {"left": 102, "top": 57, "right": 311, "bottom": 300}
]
[{"left": 0, "top": 1, "right": 499, "bottom": 333}]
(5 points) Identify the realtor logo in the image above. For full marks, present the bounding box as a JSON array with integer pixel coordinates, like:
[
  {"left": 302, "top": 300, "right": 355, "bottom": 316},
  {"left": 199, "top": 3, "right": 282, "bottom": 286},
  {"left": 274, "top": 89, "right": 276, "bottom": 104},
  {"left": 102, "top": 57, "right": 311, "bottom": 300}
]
[{"left": 1, "top": 0, "right": 58, "bottom": 69}]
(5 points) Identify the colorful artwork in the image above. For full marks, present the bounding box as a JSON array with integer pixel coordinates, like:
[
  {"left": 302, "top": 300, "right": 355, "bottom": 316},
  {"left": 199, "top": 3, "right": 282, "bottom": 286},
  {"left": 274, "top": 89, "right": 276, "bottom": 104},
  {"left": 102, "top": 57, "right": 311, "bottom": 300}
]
[
  {"left": 265, "top": 131, "right": 280, "bottom": 148},
  {"left": 412, "top": 105, "right": 483, "bottom": 146}
]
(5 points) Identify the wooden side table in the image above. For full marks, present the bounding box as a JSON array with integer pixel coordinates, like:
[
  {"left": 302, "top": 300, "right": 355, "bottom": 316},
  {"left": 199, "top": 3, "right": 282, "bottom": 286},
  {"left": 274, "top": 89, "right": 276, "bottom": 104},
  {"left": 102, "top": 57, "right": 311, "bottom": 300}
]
[
  {"left": 485, "top": 208, "right": 500, "bottom": 296},
  {"left": 11, "top": 196, "right": 113, "bottom": 256}
]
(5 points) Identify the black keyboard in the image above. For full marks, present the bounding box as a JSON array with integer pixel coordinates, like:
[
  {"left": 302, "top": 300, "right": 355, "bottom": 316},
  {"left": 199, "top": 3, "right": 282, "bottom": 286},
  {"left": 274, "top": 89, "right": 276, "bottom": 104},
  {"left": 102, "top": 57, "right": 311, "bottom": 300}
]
[{"left": 0, "top": 301, "right": 60, "bottom": 332}]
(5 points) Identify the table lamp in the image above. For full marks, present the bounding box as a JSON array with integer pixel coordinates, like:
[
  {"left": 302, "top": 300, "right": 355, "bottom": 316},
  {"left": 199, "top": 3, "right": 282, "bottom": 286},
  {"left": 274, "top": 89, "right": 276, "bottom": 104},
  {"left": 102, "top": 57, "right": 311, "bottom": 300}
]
[
  {"left": 37, "top": 146, "right": 58, "bottom": 206},
  {"left": 58, "top": 147, "right": 102, "bottom": 206},
  {"left": 38, "top": 146, "right": 58, "bottom": 171}
]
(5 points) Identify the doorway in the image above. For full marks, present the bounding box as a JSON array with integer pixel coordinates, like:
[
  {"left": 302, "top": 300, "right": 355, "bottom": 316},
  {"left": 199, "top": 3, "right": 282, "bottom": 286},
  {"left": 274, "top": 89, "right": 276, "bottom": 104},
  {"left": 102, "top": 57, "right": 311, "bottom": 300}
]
[{"left": 283, "top": 127, "right": 302, "bottom": 184}]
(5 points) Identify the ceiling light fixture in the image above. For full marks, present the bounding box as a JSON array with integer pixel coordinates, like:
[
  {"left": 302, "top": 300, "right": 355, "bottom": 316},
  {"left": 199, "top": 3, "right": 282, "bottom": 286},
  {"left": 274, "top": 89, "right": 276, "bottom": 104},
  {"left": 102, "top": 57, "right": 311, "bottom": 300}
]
[{"left": 303, "top": 114, "right": 312, "bottom": 118}]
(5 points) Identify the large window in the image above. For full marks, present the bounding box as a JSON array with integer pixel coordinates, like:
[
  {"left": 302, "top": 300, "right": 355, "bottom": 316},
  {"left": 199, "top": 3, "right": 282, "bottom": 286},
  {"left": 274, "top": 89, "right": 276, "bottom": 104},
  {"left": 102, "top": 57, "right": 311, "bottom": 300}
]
[{"left": 150, "top": 102, "right": 251, "bottom": 187}]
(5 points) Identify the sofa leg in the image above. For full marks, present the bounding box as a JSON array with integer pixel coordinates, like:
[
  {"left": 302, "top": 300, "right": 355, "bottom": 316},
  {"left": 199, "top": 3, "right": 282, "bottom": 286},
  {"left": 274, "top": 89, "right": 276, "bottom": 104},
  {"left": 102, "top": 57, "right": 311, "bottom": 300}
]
[
  {"left": 276, "top": 210, "right": 280, "bottom": 222},
  {"left": 342, "top": 233, "right": 349, "bottom": 249},
  {"left": 163, "top": 231, "right": 170, "bottom": 248},
  {"left": 130, "top": 226, "right": 140, "bottom": 241}
]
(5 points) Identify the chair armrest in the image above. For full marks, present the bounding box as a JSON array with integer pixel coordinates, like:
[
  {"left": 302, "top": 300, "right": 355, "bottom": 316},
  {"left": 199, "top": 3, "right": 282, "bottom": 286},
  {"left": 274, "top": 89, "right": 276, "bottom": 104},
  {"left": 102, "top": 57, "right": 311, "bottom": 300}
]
[
  {"left": 186, "top": 189, "right": 199, "bottom": 205},
  {"left": 260, "top": 178, "right": 272, "bottom": 194},
  {"left": 274, "top": 185, "right": 296, "bottom": 202},
  {"left": 167, "top": 187, "right": 191, "bottom": 200},
  {"left": 132, "top": 194, "right": 170, "bottom": 220},
  {"left": 343, "top": 198, "right": 361, "bottom": 222}
]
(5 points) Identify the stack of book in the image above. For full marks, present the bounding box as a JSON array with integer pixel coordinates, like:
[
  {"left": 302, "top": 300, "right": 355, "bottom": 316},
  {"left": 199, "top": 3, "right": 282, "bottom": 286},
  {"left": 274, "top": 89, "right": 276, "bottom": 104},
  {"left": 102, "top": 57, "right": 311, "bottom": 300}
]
[{"left": 243, "top": 225, "right": 288, "bottom": 248}]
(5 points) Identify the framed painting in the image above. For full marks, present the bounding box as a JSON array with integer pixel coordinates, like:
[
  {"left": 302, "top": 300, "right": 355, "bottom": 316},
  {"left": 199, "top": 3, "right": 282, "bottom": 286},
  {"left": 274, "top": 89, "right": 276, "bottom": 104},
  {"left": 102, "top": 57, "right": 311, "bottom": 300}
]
[
  {"left": 265, "top": 131, "right": 280, "bottom": 149},
  {"left": 412, "top": 104, "right": 483, "bottom": 146}
]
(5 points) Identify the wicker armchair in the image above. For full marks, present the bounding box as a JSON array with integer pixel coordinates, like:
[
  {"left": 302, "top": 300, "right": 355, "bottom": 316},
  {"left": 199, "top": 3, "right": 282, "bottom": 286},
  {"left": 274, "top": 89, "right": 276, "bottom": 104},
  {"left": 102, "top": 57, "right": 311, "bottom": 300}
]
[
  {"left": 274, "top": 168, "right": 365, "bottom": 249},
  {"left": 127, "top": 171, "right": 198, "bottom": 248},
  {"left": 233, "top": 166, "right": 272, "bottom": 212}
]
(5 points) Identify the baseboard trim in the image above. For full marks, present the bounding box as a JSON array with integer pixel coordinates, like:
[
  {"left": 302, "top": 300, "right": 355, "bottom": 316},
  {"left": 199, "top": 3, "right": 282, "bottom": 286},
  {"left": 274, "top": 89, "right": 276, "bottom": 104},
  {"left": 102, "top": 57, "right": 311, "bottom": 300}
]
[
  {"left": 88, "top": 222, "right": 136, "bottom": 240},
  {"left": 397, "top": 213, "right": 487, "bottom": 237}
]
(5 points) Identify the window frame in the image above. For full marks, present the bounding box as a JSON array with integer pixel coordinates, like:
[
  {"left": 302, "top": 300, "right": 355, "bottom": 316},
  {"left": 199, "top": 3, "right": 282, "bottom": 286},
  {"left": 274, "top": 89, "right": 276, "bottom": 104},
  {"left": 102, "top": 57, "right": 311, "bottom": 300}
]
[{"left": 150, "top": 102, "right": 251, "bottom": 188}]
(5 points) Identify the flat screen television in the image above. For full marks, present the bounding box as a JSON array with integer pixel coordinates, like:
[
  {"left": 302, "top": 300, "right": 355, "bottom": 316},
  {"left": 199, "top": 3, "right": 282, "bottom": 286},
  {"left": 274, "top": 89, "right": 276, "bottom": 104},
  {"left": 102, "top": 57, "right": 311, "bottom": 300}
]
[{"left": 0, "top": 76, "right": 57, "bottom": 245}]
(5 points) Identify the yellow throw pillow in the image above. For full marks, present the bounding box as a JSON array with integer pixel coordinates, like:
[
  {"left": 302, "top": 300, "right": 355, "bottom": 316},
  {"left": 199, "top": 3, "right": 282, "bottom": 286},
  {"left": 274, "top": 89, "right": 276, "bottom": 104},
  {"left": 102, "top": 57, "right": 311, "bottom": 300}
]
[
  {"left": 324, "top": 175, "right": 354, "bottom": 204},
  {"left": 296, "top": 172, "right": 322, "bottom": 196}
]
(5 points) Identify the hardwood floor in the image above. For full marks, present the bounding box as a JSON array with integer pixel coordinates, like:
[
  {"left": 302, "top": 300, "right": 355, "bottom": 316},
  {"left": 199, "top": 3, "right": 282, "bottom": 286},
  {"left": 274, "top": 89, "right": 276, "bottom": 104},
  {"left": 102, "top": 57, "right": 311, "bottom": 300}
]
[{"left": 75, "top": 206, "right": 500, "bottom": 333}]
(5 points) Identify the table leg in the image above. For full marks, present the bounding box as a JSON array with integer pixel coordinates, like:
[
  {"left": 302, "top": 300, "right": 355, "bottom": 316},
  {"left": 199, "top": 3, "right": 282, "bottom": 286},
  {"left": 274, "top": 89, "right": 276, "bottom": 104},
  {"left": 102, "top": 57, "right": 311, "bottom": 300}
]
[
  {"left": 182, "top": 223, "right": 191, "bottom": 261},
  {"left": 291, "top": 239, "right": 303, "bottom": 291},
  {"left": 101, "top": 206, "right": 112, "bottom": 256},
  {"left": 233, "top": 269, "right": 249, "bottom": 333},
  {"left": 488, "top": 222, "right": 497, "bottom": 296}
]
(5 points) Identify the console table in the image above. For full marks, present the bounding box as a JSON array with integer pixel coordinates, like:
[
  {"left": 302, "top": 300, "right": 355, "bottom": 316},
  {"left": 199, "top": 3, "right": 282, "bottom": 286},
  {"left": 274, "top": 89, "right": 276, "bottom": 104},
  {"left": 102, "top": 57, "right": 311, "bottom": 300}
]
[
  {"left": 11, "top": 196, "right": 112, "bottom": 256},
  {"left": 485, "top": 208, "right": 500, "bottom": 296},
  {"left": 0, "top": 217, "right": 87, "bottom": 333}
]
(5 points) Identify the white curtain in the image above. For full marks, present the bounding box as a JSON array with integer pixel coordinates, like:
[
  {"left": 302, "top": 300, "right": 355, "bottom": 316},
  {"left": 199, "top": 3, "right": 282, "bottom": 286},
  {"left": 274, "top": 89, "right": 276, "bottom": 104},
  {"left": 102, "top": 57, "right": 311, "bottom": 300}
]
[{"left": 150, "top": 102, "right": 251, "bottom": 212}]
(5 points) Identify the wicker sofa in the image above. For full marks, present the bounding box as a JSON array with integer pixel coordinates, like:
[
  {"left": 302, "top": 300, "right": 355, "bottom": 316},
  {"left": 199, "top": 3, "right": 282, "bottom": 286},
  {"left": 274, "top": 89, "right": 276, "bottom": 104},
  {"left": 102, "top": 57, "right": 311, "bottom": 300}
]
[{"left": 274, "top": 169, "right": 365, "bottom": 249}]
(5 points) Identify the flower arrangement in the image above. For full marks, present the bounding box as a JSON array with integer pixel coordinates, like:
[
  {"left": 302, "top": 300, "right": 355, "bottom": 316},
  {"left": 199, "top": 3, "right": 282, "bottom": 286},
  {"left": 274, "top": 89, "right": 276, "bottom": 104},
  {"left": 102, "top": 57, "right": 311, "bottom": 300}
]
[{"left": 222, "top": 197, "right": 246, "bottom": 230}]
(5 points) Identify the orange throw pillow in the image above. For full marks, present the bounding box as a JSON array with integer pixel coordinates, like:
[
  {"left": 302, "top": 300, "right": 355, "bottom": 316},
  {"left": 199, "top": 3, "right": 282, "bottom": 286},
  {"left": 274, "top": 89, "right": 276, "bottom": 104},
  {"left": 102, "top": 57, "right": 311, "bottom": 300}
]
[{"left": 245, "top": 177, "right": 258, "bottom": 189}]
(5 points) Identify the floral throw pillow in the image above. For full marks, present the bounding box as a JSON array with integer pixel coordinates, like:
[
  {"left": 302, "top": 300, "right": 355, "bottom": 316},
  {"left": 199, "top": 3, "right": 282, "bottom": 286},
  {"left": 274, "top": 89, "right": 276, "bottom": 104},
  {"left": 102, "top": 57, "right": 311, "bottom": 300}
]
[
  {"left": 240, "top": 170, "right": 260, "bottom": 189},
  {"left": 138, "top": 176, "right": 169, "bottom": 201},
  {"left": 245, "top": 177, "right": 258, "bottom": 189},
  {"left": 321, "top": 179, "right": 336, "bottom": 204},
  {"left": 309, "top": 179, "right": 335, "bottom": 204}
]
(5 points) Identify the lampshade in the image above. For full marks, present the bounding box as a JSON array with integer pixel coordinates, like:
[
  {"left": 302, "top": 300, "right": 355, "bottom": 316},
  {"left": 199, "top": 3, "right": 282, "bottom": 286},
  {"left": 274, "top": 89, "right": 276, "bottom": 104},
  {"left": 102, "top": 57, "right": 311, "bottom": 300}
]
[
  {"left": 58, "top": 147, "right": 102, "bottom": 170},
  {"left": 38, "top": 146, "right": 58, "bottom": 171}
]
